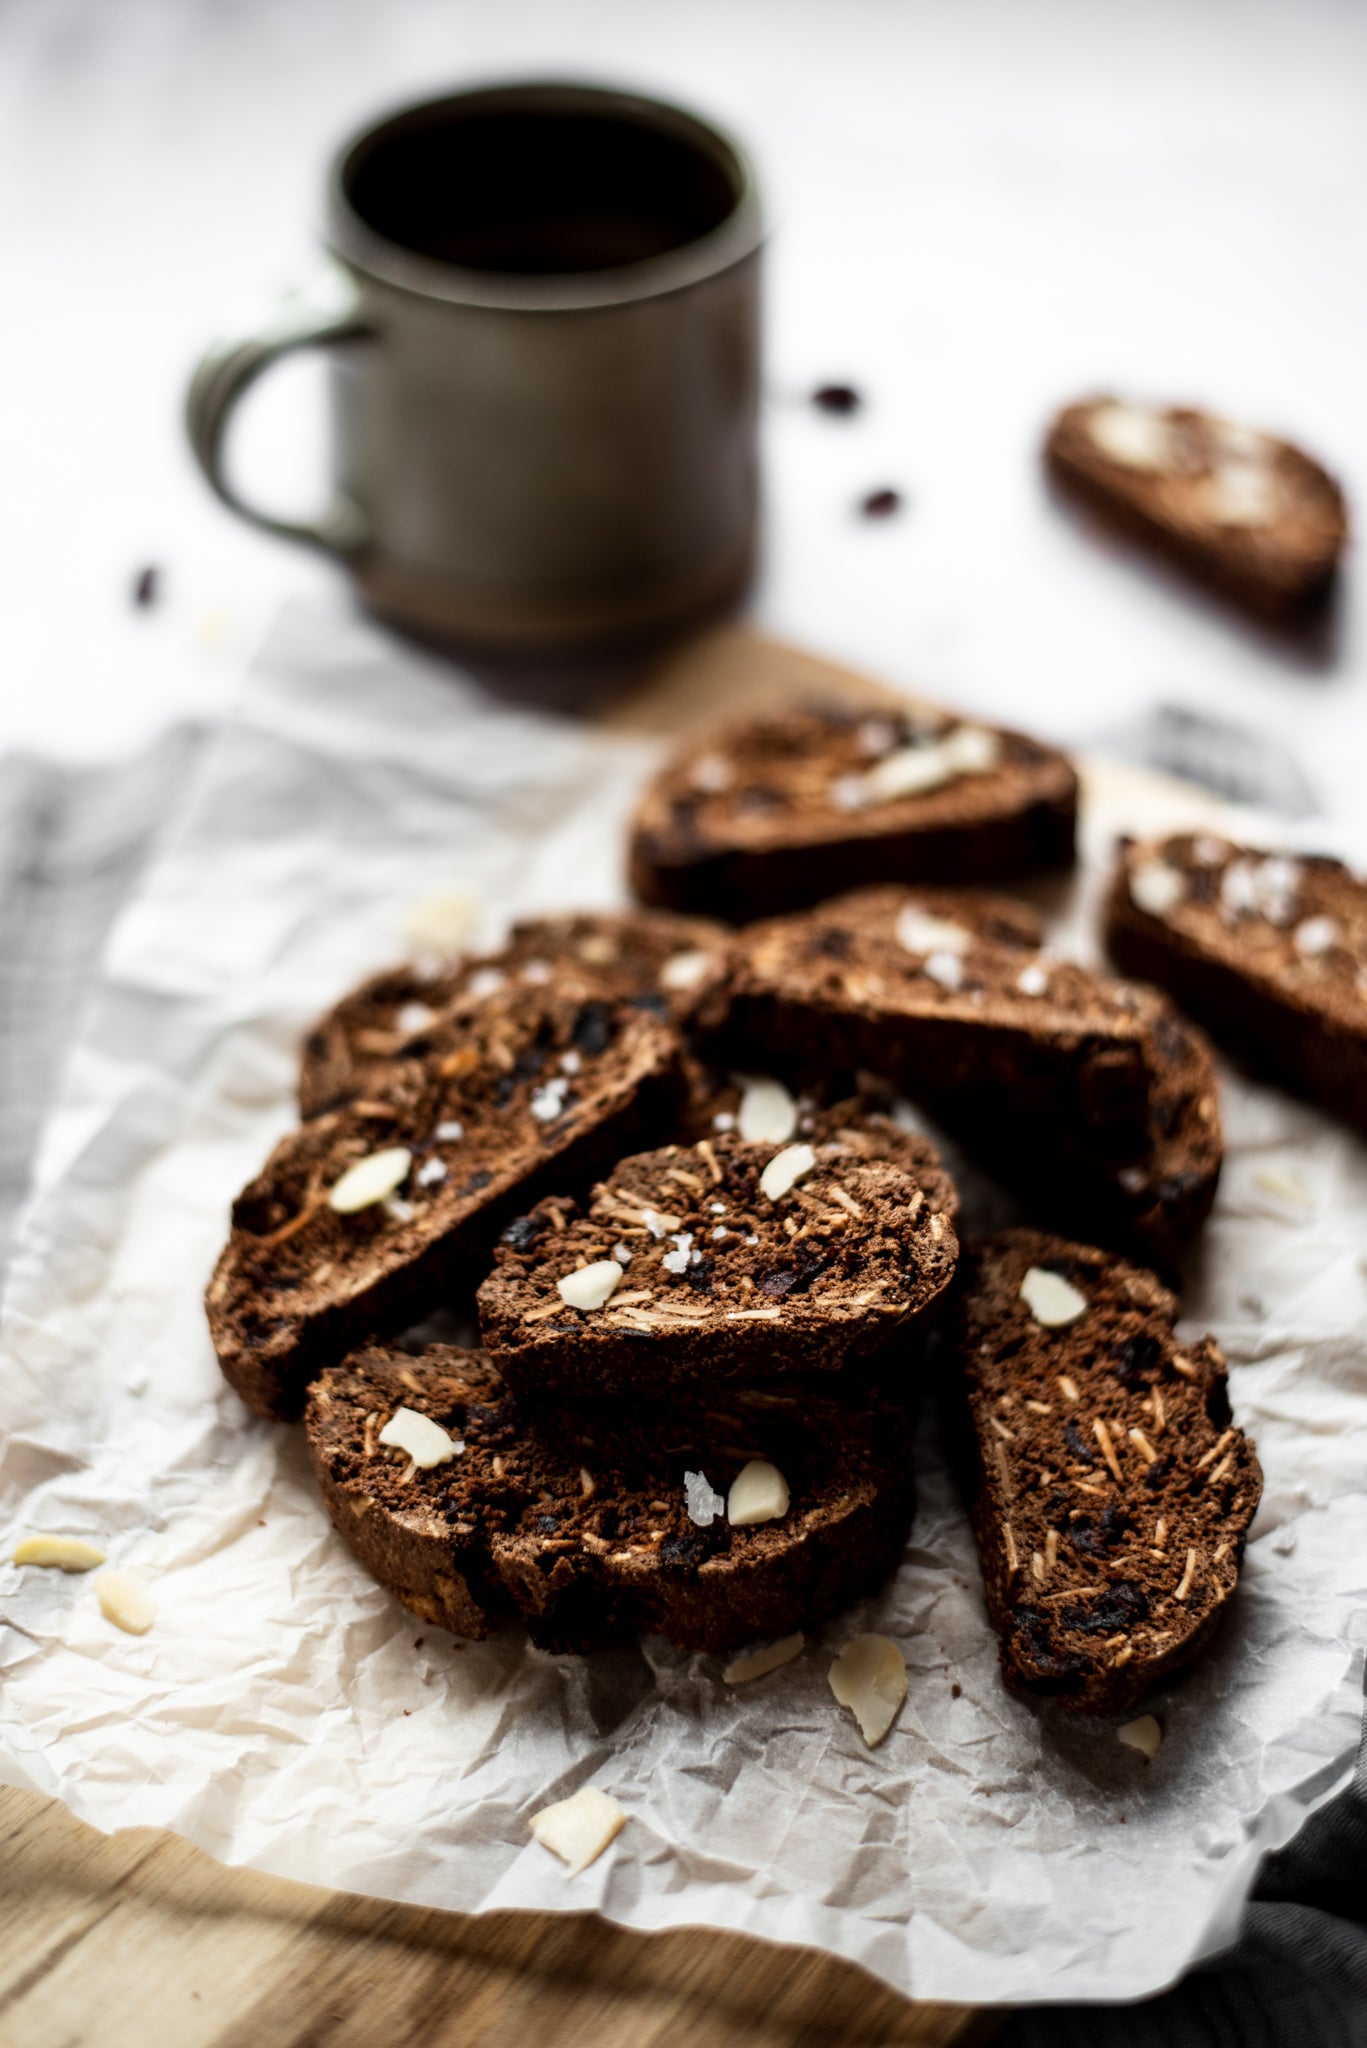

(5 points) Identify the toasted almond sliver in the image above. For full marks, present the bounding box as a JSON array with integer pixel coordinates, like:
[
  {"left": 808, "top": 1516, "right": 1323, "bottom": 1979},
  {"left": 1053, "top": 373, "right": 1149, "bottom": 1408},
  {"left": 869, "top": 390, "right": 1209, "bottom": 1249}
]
[
  {"left": 723, "top": 1632, "right": 804, "bottom": 1685},
  {"left": 13, "top": 1535, "right": 107, "bottom": 1573},
  {"left": 828, "top": 1634, "right": 907, "bottom": 1748},
  {"left": 529, "top": 1786, "right": 626, "bottom": 1878},
  {"left": 94, "top": 1571, "right": 156, "bottom": 1636}
]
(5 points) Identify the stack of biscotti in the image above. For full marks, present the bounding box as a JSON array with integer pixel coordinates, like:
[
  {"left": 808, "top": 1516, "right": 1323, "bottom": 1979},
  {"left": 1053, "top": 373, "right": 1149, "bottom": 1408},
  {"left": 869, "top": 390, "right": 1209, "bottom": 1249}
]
[{"left": 209, "top": 908, "right": 962, "bottom": 1655}]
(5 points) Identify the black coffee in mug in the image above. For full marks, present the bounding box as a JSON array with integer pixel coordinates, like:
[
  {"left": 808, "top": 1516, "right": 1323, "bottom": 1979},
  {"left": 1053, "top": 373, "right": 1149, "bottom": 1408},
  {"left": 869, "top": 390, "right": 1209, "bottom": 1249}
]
[{"left": 346, "top": 105, "right": 741, "bottom": 276}]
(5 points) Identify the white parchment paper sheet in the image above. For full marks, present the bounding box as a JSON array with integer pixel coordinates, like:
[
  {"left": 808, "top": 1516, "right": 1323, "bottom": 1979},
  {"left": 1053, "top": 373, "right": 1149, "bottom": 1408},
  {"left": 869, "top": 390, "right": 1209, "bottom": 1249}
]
[{"left": 1, "top": 601, "right": 1364, "bottom": 2006}]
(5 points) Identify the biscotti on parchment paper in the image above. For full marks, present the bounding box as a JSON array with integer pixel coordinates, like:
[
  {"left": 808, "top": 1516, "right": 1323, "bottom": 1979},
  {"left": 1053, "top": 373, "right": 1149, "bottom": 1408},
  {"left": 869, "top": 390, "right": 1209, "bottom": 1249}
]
[
  {"left": 1106, "top": 831, "right": 1367, "bottom": 1134},
  {"left": 1046, "top": 396, "right": 1347, "bottom": 622},
  {"left": 629, "top": 698, "right": 1077, "bottom": 921},
  {"left": 944, "top": 1229, "right": 1261, "bottom": 1715}
]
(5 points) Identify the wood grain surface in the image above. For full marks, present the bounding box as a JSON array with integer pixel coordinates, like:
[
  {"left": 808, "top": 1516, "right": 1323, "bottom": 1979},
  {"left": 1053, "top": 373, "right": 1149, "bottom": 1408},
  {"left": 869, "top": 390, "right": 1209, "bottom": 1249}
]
[{"left": 1, "top": 627, "right": 998, "bottom": 2048}]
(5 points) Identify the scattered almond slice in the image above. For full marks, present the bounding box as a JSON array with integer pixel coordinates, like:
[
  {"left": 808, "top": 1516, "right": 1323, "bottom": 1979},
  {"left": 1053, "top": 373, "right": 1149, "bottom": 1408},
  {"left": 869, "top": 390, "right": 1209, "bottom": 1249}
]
[
  {"left": 378, "top": 1406, "right": 463, "bottom": 1469},
  {"left": 727, "top": 1459, "right": 790, "bottom": 1528},
  {"left": 529, "top": 1785, "right": 626, "bottom": 1878},
  {"left": 94, "top": 1571, "right": 156, "bottom": 1636},
  {"left": 723, "top": 1632, "right": 804, "bottom": 1685},
  {"left": 328, "top": 1147, "right": 412, "bottom": 1214},
  {"left": 13, "top": 1534, "right": 107, "bottom": 1573},
  {"left": 828, "top": 1633, "right": 907, "bottom": 1747},
  {"left": 658, "top": 948, "right": 713, "bottom": 992},
  {"left": 737, "top": 1076, "right": 798, "bottom": 1145},
  {"left": 402, "top": 887, "right": 478, "bottom": 955},
  {"left": 1019, "top": 1266, "right": 1089, "bottom": 1328},
  {"left": 557, "top": 1260, "right": 624, "bottom": 1312},
  {"left": 895, "top": 906, "right": 973, "bottom": 957},
  {"left": 759, "top": 1143, "right": 816, "bottom": 1202},
  {"left": 1117, "top": 1714, "right": 1163, "bottom": 1758}
]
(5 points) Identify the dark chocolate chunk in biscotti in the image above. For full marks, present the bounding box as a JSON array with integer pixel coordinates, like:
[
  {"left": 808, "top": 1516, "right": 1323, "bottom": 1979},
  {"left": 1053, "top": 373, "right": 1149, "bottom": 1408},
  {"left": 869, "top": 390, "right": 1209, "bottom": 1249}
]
[
  {"left": 704, "top": 885, "right": 1222, "bottom": 1268},
  {"left": 945, "top": 1229, "right": 1261, "bottom": 1715},
  {"left": 299, "top": 908, "right": 727, "bottom": 1119},
  {"left": 1106, "top": 831, "right": 1367, "bottom": 1135},
  {"left": 304, "top": 1343, "right": 917, "bottom": 1655},
  {"left": 627, "top": 698, "right": 1077, "bottom": 922},
  {"left": 476, "top": 1132, "right": 958, "bottom": 1405},
  {"left": 1045, "top": 397, "right": 1348, "bottom": 622},
  {"left": 207, "top": 985, "right": 682, "bottom": 1421}
]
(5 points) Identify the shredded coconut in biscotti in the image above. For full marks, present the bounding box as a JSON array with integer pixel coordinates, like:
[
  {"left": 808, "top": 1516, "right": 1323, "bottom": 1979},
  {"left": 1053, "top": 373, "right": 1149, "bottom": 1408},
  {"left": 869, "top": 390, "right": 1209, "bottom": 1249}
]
[{"left": 945, "top": 1229, "right": 1261, "bottom": 1715}]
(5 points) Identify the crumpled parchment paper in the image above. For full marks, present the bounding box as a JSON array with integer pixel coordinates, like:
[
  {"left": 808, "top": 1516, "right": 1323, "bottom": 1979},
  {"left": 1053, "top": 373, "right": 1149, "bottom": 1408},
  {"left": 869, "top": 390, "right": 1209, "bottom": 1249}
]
[{"left": 1, "top": 600, "right": 1364, "bottom": 2007}]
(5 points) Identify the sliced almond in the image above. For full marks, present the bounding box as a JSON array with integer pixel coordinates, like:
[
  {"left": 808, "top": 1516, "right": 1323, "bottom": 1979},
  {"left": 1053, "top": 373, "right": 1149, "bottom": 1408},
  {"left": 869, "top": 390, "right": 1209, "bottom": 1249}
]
[
  {"left": 759, "top": 1143, "right": 816, "bottom": 1202},
  {"left": 726, "top": 1459, "right": 790, "bottom": 1527},
  {"left": 94, "top": 1571, "right": 156, "bottom": 1636},
  {"left": 828, "top": 1633, "right": 907, "bottom": 1748},
  {"left": 328, "top": 1147, "right": 412, "bottom": 1214},
  {"left": 1019, "top": 1266, "right": 1089, "bottom": 1328},
  {"left": 1117, "top": 1714, "right": 1163, "bottom": 1758},
  {"left": 13, "top": 1534, "right": 107, "bottom": 1573},
  {"left": 528, "top": 1785, "right": 626, "bottom": 1878},
  {"left": 737, "top": 1076, "right": 798, "bottom": 1145},
  {"left": 557, "top": 1260, "right": 624, "bottom": 1312},
  {"left": 722, "top": 1633, "right": 804, "bottom": 1685},
  {"left": 378, "top": 1407, "right": 463, "bottom": 1469}
]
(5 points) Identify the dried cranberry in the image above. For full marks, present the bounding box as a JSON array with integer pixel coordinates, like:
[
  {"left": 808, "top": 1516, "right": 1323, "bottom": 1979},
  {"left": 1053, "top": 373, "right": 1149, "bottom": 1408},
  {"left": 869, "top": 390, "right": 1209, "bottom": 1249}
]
[
  {"left": 859, "top": 487, "right": 903, "bottom": 518},
  {"left": 812, "top": 383, "right": 861, "bottom": 414}
]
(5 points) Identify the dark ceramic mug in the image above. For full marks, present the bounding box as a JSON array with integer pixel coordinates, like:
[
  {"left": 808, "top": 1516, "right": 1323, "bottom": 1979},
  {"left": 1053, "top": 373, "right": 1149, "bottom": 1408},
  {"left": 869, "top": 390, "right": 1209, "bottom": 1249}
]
[{"left": 187, "top": 81, "right": 763, "bottom": 651}]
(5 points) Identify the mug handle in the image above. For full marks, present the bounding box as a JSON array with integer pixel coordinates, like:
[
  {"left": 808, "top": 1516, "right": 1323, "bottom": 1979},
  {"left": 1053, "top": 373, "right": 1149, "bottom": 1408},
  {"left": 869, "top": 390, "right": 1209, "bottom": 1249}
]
[{"left": 185, "top": 266, "right": 373, "bottom": 554}]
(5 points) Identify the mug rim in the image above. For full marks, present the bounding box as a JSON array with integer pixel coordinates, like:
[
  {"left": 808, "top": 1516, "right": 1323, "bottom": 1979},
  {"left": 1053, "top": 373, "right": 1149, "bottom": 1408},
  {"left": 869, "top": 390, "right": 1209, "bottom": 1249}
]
[{"left": 328, "top": 78, "right": 764, "bottom": 312}]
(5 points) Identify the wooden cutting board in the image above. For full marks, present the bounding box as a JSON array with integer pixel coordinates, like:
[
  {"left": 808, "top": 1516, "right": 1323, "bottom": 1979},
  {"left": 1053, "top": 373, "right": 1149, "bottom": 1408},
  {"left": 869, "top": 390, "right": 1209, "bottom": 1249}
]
[{"left": 0, "top": 625, "right": 1000, "bottom": 2048}]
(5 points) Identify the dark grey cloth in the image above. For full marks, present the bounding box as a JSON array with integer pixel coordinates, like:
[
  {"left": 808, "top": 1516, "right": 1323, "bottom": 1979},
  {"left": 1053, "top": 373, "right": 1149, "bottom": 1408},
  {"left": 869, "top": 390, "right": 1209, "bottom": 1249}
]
[
  {"left": 0, "top": 731, "right": 1362, "bottom": 2038},
  {"left": 0, "top": 726, "right": 201, "bottom": 1266}
]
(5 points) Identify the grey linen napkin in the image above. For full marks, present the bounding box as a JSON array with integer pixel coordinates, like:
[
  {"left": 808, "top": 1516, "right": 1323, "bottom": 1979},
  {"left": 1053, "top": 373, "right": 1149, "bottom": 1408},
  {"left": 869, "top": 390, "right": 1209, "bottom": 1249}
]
[
  {"left": 0, "top": 726, "right": 1362, "bottom": 2040},
  {"left": 0, "top": 725, "right": 202, "bottom": 1268}
]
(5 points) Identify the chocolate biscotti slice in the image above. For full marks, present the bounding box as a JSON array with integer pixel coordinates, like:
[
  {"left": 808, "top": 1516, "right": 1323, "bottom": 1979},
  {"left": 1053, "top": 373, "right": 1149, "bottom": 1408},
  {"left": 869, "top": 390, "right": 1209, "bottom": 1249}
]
[
  {"left": 207, "top": 985, "right": 682, "bottom": 1420},
  {"left": 628, "top": 698, "right": 1077, "bottom": 922},
  {"left": 1107, "top": 832, "right": 1367, "bottom": 1134},
  {"left": 708, "top": 885, "right": 1221, "bottom": 1265},
  {"left": 305, "top": 1343, "right": 917, "bottom": 1655},
  {"left": 300, "top": 908, "right": 726, "bottom": 1118},
  {"left": 1046, "top": 397, "right": 1348, "bottom": 622},
  {"left": 477, "top": 1132, "right": 958, "bottom": 1404},
  {"left": 946, "top": 1229, "right": 1261, "bottom": 1715}
]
